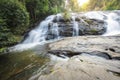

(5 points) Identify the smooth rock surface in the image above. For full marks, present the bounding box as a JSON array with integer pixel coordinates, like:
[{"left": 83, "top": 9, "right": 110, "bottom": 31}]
[
  {"left": 49, "top": 36, "right": 120, "bottom": 58},
  {"left": 30, "top": 36, "right": 120, "bottom": 80},
  {"left": 37, "top": 54, "right": 120, "bottom": 80}
]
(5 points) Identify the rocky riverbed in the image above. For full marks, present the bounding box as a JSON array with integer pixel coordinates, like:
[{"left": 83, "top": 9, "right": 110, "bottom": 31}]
[{"left": 31, "top": 35, "right": 120, "bottom": 80}]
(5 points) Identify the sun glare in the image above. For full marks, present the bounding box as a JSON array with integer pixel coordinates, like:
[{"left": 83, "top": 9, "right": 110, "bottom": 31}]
[{"left": 77, "top": 0, "right": 89, "bottom": 6}]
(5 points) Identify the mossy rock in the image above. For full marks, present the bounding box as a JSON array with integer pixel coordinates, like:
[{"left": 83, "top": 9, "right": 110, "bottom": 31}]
[
  {"left": 90, "top": 29, "right": 98, "bottom": 34},
  {"left": 84, "top": 19, "right": 94, "bottom": 24}
]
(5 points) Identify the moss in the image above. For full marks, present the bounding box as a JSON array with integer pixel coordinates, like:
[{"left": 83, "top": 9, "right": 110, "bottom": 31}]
[
  {"left": 84, "top": 19, "right": 93, "bottom": 24},
  {"left": 0, "top": 47, "right": 7, "bottom": 54},
  {"left": 62, "top": 10, "right": 71, "bottom": 22},
  {"left": 90, "top": 29, "right": 98, "bottom": 34}
]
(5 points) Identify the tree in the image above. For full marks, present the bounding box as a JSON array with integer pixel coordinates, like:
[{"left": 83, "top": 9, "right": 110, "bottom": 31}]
[
  {"left": 84, "top": 0, "right": 120, "bottom": 11},
  {"left": 0, "top": 0, "right": 29, "bottom": 52},
  {"left": 24, "top": 0, "right": 64, "bottom": 23},
  {"left": 104, "top": 0, "right": 120, "bottom": 10}
]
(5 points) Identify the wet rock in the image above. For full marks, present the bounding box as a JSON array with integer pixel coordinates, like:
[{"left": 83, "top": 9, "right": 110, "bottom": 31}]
[
  {"left": 109, "top": 48, "right": 116, "bottom": 52},
  {"left": 112, "top": 57, "right": 120, "bottom": 60},
  {"left": 48, "top": 50, "right": 112, "bottom": 60},
  {"left": 48, "top": 50, "right": 81, "bottom": 58},
  {"left": 51, "top": 14, "right": 106, "bottom": 37},
  {"left": 46, "top": 34, "right": 57, "bottom": 40},
  {"left": 82, "top": 18, "right": 106, "bottom": 35},
  {"left": 89, "top": 51, "right": 112, "bottom": 59},
  {"left": 59, "top": 24, "right": 73, "bottom": 37}
]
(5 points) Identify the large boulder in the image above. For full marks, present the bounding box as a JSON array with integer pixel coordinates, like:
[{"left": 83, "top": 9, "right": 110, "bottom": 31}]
[{"left": 52, "top": 14, "right": 106, "bottom": 36}]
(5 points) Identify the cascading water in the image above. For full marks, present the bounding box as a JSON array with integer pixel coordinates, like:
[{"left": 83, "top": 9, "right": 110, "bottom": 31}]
[
  {"left": 103, "top": 13, "right": 120, "bottom": 36},
  {"left": 50, "top": 23, "right": 60, "bottom": 39},
  {"left": 72, "top": 16, "right": 79, "bottom": 36},
  {"left": 84, "top": 11, "right": 120, "bottom": 36},
  {"left": 10, "top": 10, "right": 120, "bottom": 51},
  {"left": 23, "top": 13, "right": 80, "bottom": 44},
  {"left": 23, "top": 15, "right": 56, "bottom": 44},
  {"left": 23, "top": 11, "right": 120, "bottom": 45}
]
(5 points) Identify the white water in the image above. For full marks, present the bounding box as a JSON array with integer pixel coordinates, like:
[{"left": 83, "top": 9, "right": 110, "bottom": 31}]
[
  {"left": 23, "top": 15, "right": 56, "bottom": 43},
  {"left": 72, "top": 16, "right": 79, "bottom": 36},
  {"left": 23, "top": 13, "right": 80, "bottom": 44},
  {"left": 84, "top": 11, "right": 120, "bottom": 36},
  {"left": 23, "top": 11, "right": 120, "bottom": 44},
  {"left": 10, "top": 11, "right": 120, "bottom": 51},
  {"left": 103, "top": 13, "right": 120, "bottom": 36},
  {"left": 50, "top": 23, "right": 60, "bottom": 39}
]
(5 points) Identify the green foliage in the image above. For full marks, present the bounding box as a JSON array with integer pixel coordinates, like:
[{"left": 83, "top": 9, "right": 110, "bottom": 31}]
[
  {"left": 83, "top": 0, "right": 120, "bottom": 11},
  {"left": 0, "top": 0, "right": 64, "bottom": 53},
  {"left": 64, "top": 0, "right": 81, "bottom": 12},
  {"left": 104, "top": 0, "right": 120, "bottom": 10},
  {"left": 69, "top": 0, "right": 81, "bottom": 12},
  {"left": 0, "top": 0, "right": 29, "bottom": 34},
  {"left": 23, "top": 0, "right": 64, "bottom": 23},
  {"left": 49, "top": 0, "right": 65, "bottom": 13},
  {"left": 63, "top": 10, "right": 71, "bottom": 21},
  {"left": 0, "top": 0, "right": 29, "bottom": 53},
  {"left": 90, "top": 29, "right": 98, "bottom": 34}
]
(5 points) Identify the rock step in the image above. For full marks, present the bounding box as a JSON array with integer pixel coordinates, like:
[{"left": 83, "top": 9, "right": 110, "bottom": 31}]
[{"left": 48, "top": 50, "right": 115, "bottom": 60}]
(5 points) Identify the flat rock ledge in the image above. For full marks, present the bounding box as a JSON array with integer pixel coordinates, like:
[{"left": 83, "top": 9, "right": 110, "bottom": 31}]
[
  {"left": 33, "top": 36, "right": 120, "bottom": 80},
  {"left": 49, "top": 36, "right": 120, "bottom": 58}
]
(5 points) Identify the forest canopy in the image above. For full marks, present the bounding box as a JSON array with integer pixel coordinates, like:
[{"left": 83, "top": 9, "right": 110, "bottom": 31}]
[
  {"left": 65, "top": 0, "right": 120, "bottom": 11},
  {"left": 84, "top": 0, "right": 120, "bottom": 11}
]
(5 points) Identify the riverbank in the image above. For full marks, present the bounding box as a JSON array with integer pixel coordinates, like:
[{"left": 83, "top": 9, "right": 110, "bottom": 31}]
[{"left": 28, "top": 35, "right": 120, "bottom": 80}]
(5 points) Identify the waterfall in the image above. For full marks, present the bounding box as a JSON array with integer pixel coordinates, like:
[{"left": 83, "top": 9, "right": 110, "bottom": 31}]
[
  {"left": 22, "top": 11, "right": 120, "bottom": 44},
  {"left": 10, "top": 15, "right": 61, "bottom": 51},
  {"left": 84, "top": 11, "right": 120, "bottom": 36},
  {"left": 10, "top": 11, "right": 120, "bottom": 51},
  {"left": 50, "top": 23, "right": 60, "bottom": 39},
  {"left": 73, "top": 21, "right": 79, "bottom": 36},
  {"left": 23, "top": 15, "right": 56, "bottom": 44},
  {"left": 23, "top": 13, "right": 80, "bottom": 44},
  {"left": 103, "top": 13, "right": 120, "bottom": 36},
  {"left": 72, "top": 16, "right": 79, "bottom": 36}
]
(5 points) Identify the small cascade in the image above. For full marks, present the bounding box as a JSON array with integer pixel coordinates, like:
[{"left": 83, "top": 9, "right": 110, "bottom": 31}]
[
  {"left": 23, "top": 13, "right": 80, "bottom": 44},
  {"left": 50, "top": 23, "right": 60, "bottom": 39},
  {"left": 72, "top": 16, "right": 79, "bottom": 36},
  {"left": 23, "top": 15, "right": 56, "bottom": 44},
  {"left": 103, "top": 13, "right": 120, "bottom": 36},
  {"left": 84, "top": 11, "right": 120, "bottom": 36},
  {"left": 23, "top": 21, "right": 48, "bottom": 43}
]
